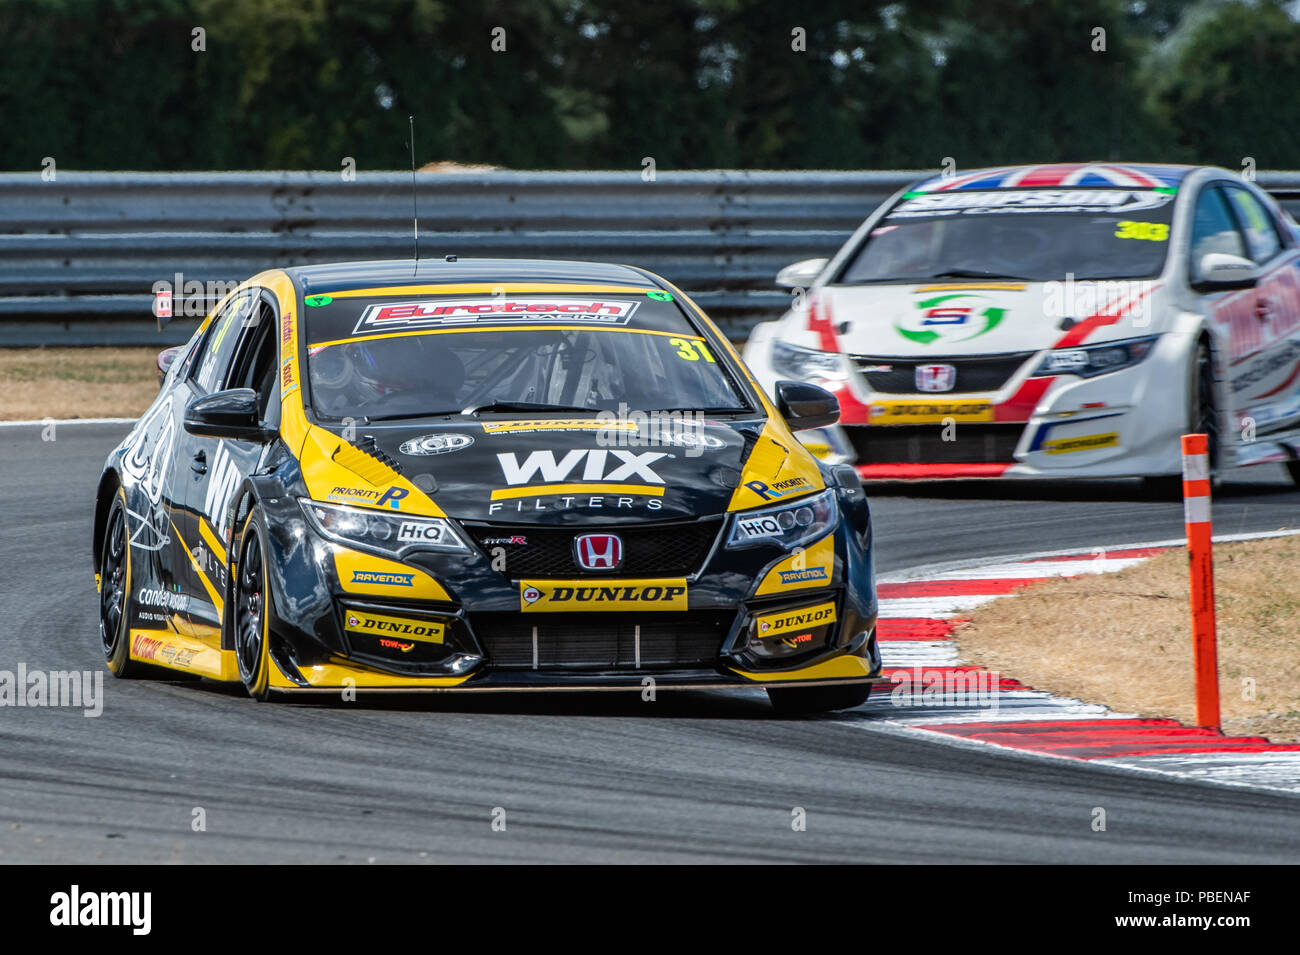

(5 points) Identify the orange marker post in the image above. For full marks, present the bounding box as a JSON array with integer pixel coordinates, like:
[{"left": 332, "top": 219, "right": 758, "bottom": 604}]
[{"left": 1181, "top": 433, "right": 1219, "bottom": 730}]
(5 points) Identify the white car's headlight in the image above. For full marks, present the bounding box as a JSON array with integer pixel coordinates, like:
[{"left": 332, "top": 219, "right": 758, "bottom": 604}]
[
  {"left": 726, "top": 488, "right": 837, "bottom": 550},
  {"left": 299, "top": 499, "right": 468, "bottom": 558},
  {"left": 1034, "top": 335, "right": 1159, "bottom": 378},
  {"left": 771, "top": 341, "right": 849, "bottom": 380}
]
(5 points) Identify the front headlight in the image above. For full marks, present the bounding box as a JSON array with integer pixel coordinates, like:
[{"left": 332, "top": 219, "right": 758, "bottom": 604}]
[
  {"left": 299, "top": 499, "right": 468, "bottom": 558},
  {"left": 726, "top": 487, "right": 837, "bottom": 550},
  {"left": 771, "top": 341, "right": 848, "bottom": 380},
  {"left": 1034, "top": 335, "right": 1159, "bottom": 378}
]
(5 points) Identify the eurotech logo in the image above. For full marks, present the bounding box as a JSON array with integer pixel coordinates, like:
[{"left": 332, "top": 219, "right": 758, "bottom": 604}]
[
  {"left": 896, "top": 293, "right": 1007, "bottom": 345},
  {"left": 915, "top": 363, "right": 956, "bottom": 392},
  {"left": 574, "top": 533, "right": 623, "bottom": 571}
]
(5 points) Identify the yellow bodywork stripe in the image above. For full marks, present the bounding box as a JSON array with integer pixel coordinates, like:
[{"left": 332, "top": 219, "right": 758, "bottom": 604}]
[
  {"left": 268, "top": 657, "right": 471, "bottom": 690},
  {"left": 199, "top": 516, "right": 227, "bottom": 565},
  {"left": 914, "top": 283, "right": 1026, "bottom": 292},
  {"left": 731, "top": 653, "right": 875, "bottom": 683},
  {"left": 755, "top": 533, "right": 836, "bottom": 596},
  {"left": 170, "top": 520, "right": 224, "bottom": 616},
  {"left": 128, "top": 627, "right": 239, "bottom": 681},
  {"left": 310, "top": 325, "right": 700, "bottom": 350},
  {"left": 489, "top": 483, "right": 665, "bottom": 500},
  {"left": 322, "top": 282, "right": 656, "bottom": 298}
]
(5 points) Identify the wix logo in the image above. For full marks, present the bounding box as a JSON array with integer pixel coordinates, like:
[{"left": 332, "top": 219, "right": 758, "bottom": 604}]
[
  {"left": 496, "top": 449, "right": 669, "bottom": 485},
  {"left": 203, "top": 441, "right": 241, "bottom": 540}
]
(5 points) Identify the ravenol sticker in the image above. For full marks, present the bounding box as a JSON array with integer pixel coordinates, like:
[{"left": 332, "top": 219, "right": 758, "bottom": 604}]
[
  {"left": 519, "top": 579, "right": 688, "bottom": 612},
  {"left": 351, "top": 571, "right": 414, "bottom": 586},
  {"left": 1043, "top": 432, "right": 1119, "bottom": 454},
  {"left": 754, "top": 600, "right": 836, "bottom": 637},
  {"left": 777, "top": 567, "right": 829, "bottom": 585},
  {"left": 353, "top": 298, "right": 641, "bottom": 334},
  {"left": 344, "top": 609, "right": 445, "bottom": 644}
]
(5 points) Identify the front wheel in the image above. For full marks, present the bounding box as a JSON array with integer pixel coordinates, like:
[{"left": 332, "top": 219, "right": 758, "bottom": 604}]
[
  {"left": 233, "top": 511, "right": 274, "bottom": 701},
  {"left": 99, "top": 492, "right": 141, "bottom": 677},
  {"left": 1286, "top": 460, "right": 1300, "bottom": 487},
  {"left": 1143, "top": 341, "right": 1219, "bottom": 500},
  {"left": 767, "top": 682, "right": 872, "bottom": 715}
]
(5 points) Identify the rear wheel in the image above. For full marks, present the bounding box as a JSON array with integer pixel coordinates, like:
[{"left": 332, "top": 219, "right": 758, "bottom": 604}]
[
  {"left": 234, "top": 511, "right": 274, "bottom": 701},
  {"left": 767, "top": 682, "right": 872, "bottom": 715},
  {"left": 1287, "top": 460, "right": 1300, "bottom": 487},
  {"left": 99, "top": 493, "right": 140, "bottom": 677}
]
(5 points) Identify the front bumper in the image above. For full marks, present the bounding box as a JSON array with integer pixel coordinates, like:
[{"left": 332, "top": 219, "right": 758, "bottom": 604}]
[
  {"left": 744, "top": 324, "right": 1193, "bottom": 480},
  {"left": 259, "top": 506, "right": 882, "bottom": 693}
]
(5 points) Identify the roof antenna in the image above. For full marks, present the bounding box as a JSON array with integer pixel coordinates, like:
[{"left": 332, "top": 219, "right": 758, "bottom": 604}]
[{"left": 408, "top": 115, "right": 420, "bottom": 271}]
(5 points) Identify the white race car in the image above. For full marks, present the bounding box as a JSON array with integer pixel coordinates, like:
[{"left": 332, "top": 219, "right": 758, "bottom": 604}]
[{"left": 744, "top": 163, "right": 1300, "bottom": 487}]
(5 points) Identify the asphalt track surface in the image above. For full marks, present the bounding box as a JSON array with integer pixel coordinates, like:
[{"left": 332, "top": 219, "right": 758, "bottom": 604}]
[{"left": 1, "top": 421, "right": 1298, "bottom": 863}]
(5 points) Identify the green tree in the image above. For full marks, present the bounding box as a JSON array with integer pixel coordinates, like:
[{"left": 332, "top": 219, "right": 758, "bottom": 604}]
[{"left": 1145, "top": 0, "right": 1300, "bottom": 169}]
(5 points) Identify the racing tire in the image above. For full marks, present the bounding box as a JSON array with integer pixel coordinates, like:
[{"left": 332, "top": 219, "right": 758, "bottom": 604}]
[
  {"left": 767, "top": 681, "right": 872, "bottom": 715},
  {"left": 1143, "top": 340, "right": 1218, "bottom": 500},
  {"left": 100, "top": 491, "right": 143, "bottom": 678},
  {"left": 1287, "top": 460, "right": 1300, "bottom": 487},
  {"left": 234, "top": 509, "right": 275, "bottom": 701}
]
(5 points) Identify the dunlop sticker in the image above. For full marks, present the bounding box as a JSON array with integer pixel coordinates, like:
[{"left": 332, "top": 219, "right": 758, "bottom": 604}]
[
  {"left": 519, "top": 579, "right": 688, "bottom": 612},
  {"left": 1044, "top": 432, "right": 1119, "bottom": 454},
  {"left": 869, "top": 400, "right": 993, "bottom": 425},
  {"left": 343, "top": 609, "right": 445, "bottom": 644},
  {"left": 753, "top": 600, "right": 836, "bottom": 638}
]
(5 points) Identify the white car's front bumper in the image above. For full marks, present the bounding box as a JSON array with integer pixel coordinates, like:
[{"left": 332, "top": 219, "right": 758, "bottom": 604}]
[{"left": 742, "top": 321, "right": 1196, "bottom": 480}]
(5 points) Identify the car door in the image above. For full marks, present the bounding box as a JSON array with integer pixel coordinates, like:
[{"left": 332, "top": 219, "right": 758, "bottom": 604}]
[
  {"left": 173, "top": 289, "right": 277, "bottom": 638},
  {"left": 117, "top": 370, "right": 188, "bottom": 632},
  {"left": 1219, "top": 183, "right": 1300, "bottom": 438}
]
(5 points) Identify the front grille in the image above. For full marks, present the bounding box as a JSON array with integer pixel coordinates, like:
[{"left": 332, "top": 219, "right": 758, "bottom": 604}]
[
  {"left": 461, "top": 519, "right": 722, "bottom": 578},
  {"left": 847, "top": 424, "right": 1023, "bottom": 464},
  {"left": 473, "top": 612, "right": 731, "bottom": 670},
  {"left": 851, "top": 352, "right": 1035, "bottom": 394}
]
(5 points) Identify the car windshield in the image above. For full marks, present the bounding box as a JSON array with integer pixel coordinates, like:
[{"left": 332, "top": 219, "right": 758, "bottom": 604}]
[
  {"left": 841, "top": 188, "right": 1177, "bottom": 283},
  {"left": 303, "top": 292, "right": 750, "bottom": 420}
]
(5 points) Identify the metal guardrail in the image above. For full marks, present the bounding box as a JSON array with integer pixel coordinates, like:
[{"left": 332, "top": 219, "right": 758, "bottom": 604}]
[
  {"left": 0, "top": 171, "right": 918, "bottom": 345},
  {"left": 5, "top": 170, "right": 1300, "bottom": 346}
]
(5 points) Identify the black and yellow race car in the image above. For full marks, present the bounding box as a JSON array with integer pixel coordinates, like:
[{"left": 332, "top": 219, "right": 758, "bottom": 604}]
[{"left": 93, "top": 259, "right": 882, "bottom": 712}]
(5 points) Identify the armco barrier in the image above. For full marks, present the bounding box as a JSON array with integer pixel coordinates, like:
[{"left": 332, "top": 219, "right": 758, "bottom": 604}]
[
  {"left": 5, "top": 170, "right": 1300, "bottom": 347},
  {"left": 0, "top": 170, "right": 914, "bottom": 346}
]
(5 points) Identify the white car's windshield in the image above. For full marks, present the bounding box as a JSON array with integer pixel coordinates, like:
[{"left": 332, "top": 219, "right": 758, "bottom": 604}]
[{"left": 842, "top": 188, "right": 1177, "bottom": 283}]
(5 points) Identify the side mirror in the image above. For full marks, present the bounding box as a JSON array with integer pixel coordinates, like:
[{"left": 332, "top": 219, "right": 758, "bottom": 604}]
[
  {"left": 775, "top": 380, "right": 840, "bottom": 431},
  {"left": 156, "top": 346, "right": 182, "bottom": 387},
  {"left": 1193, "top": 252, "right": 1258, "bottom": 291},
  {"left": 184, "top": 388, "right": 271, "bottom": 441},
  {"left": 775, "top": 257, "right": 829, "bottom": 290}
]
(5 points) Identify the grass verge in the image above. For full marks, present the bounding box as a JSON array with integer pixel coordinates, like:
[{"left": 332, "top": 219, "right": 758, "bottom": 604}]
[
  {"left": 954, "top": 535, "right": 1300, "bottom": 743},
  {"left": 0, "top": 347, "right": 160, "bottom": 420}
]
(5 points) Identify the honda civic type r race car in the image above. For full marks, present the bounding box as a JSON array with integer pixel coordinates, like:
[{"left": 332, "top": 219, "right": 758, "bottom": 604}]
[
  {"left": 93, "top": 259, "right": 882, "bottom": 713},
  {"left": 744, "top": 163, "right": 1300, "bottom": 486}
]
